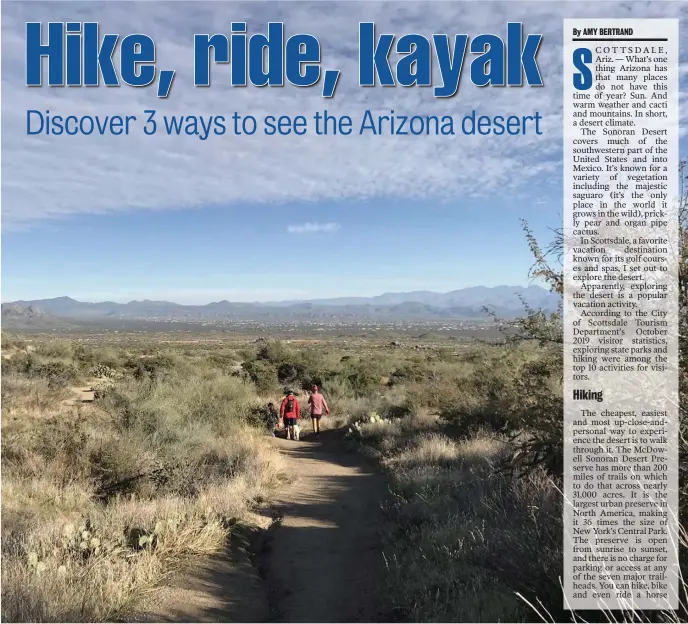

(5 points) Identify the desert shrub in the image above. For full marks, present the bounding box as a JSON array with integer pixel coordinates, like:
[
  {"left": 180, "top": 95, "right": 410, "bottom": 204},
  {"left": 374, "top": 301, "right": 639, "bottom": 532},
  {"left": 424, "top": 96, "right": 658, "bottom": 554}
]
[
  {"left": 438, "top": 354, "right": 516, "bottom": 436},
  {"left": 34, "top": 341, "right": 74, "bottom": 360},
  {"left": 242, "top": 403, "right": 271, "bottom": 429},
  {"left": 93, "top": 369, "right": 269, "bottom": 498},
  {"left": 1, "top": 340, "right": 285, "bottom": 623},
  {"left": 277, "top": 361, "right": 304, "bottom": 385},
  {"left": 328, "top": 395, "right": 375, "bottom": 428},
  {"left": 319, "top": 377, "right": 351, "bottom": 400},
  {"left": 29, "top": 361, "right": 81, "bottom": 388},
  {"left": 1, "top": 333, "right": 26, "bottom": 348},
  {"left": 206, "top": 351, "right": 240, "bottom": 370},
  {"left": 281, "top": 356, "right": 324, "bottom": 388},
  {"left": 74, "top": 345, "right": 123, "bottom": 369},
  {"left": 242, "top": 359, "right": 278, "bottom": 394},
  {"left": 1, "top": 375, "right": 70, "bottom": 417},
  {"left": 244, "top": 341, "right": 330, "bottom": 392},
  {"left": 33, "top": 418, "right": 91, "bottom": 466},
  {"left": 87, "top": 432, "right": 159, "bottom": 499},
  {"left": 388, "top": 363, "right": 432, "bottom": 386},
  {"left": 346, "top": 364, "right": 381, "bottom": 397},
  {"left": 122, "top": 353, "right": 184, "bottom": 382},
  {"left": 501, "top": 353, "right": 563, "bottom": 476},
  {"left": 437, "top": 344, "right": 563, "bottom": 478},
  {"left": 256, "top": 340, "right": 289, "bottom": 363},
  {"left": 97, "top": 386, "right": 136, "bottom": 429},
  {"left": 366, "top": 429, "right": 559, "bottom": 623},
  {"left": 1, "top": 352, "right": 34, "bottom": 376}
]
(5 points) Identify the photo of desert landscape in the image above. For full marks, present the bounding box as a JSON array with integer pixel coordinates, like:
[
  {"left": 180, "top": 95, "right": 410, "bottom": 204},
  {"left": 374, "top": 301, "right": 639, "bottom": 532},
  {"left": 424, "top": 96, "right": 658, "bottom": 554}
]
[
  {"left": 2, "top": 274, "right": 577, "bottom": 623},
  {"left": 2, "top": 1, "right": 688, "bottom": 623}
]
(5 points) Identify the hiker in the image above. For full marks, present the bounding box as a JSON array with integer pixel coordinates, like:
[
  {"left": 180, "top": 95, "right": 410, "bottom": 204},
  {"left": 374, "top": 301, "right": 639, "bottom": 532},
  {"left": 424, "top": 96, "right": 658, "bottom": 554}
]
[
  {"left": 308, "top": 385, "right": 329, "bottom": 437},
  {"left": 280, "top": 390, "right": 301, "bottom": 441},
  {"left": 265, "top": 402, "right": 279, "bottom": 437}
]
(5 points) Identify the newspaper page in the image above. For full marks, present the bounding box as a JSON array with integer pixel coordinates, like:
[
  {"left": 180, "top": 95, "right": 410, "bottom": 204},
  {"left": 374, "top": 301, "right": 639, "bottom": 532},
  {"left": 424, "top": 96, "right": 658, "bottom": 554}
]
[{"left": 0, "top": 3, "right": 685, "bottom": 624}]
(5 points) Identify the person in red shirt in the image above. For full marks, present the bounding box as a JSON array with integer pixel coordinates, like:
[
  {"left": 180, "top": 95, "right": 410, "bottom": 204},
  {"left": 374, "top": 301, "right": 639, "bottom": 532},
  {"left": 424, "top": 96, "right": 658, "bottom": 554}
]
[
  {"left": 280, "top": 390, "right": 301, "bottom": 440},
  {"left": 307, "top": 385, "right": 330, "bottom": 437}
]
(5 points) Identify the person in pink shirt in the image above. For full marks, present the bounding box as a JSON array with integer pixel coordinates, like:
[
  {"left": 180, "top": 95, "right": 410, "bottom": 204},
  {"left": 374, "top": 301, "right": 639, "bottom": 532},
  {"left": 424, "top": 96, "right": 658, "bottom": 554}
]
[{"left": 307, "top": 385, "right": 330, "bottom": 437}]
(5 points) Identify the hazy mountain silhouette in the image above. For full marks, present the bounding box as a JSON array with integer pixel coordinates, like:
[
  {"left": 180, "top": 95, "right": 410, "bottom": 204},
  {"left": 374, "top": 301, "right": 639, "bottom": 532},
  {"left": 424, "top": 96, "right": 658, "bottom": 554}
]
[
  {"left": 7, "top": 286, "right": 558, "bottom": 324},
  {"left": 1, "top": 303, "right": 77, "bottom": 329}
]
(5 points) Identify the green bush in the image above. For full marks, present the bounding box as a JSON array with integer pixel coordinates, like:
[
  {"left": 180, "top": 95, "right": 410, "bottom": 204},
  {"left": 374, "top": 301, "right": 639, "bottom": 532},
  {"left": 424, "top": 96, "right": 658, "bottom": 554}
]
[
  {"left": 206, "top": 352, "right": 240, "bottom": 370},
  {"left": 123, "top": 353, "right": 183, "bottom": 382},
  {"left": 341, "top": 358, "right": 383, "bottom": 397},
  {"left": 243, "top": 341, "right": 329, "bottom": 392},
  {"left": 276, "top": 361, "right": 302, "bottom": 385},
  {"left": 256, "top": 341, "right": 289, "bottom": 363},
  {"left": 29, "top": 361, "right": 81, "bottom": 388},
  {"left": 1, "top": 353, "right": 32, "bottom": 376},
  {"left": 389, "top": 363, "right": 431, "bottom": 386},
  {"left": 1, "top": 334, "right": 27, "bottom": 350},
  {"left": 242, "top": 359, "right": 278, "bottom": 394},
  {"left": 35, "top": 341, "right": 74, "bottom": 360},
  {"left": 74, "top": 345, "right": 123, "bottom": 369}
]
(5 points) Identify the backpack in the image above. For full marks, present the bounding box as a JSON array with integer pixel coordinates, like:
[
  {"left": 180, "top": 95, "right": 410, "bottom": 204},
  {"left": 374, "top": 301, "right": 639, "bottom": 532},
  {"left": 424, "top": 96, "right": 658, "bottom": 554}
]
[{"left": 285, "top": 397, "right": 295, "bottom": 415}]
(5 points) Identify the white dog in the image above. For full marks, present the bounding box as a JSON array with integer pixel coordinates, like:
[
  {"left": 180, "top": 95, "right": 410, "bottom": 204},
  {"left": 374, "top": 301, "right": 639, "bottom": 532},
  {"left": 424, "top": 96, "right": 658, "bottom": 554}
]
[{"left": 293, "top": 424, "right": 300, "bottom": 441}]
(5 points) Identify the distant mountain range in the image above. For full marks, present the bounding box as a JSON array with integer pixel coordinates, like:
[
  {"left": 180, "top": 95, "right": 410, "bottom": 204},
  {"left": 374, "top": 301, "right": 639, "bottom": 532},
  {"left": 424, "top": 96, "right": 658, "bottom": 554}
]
[
  {"left": 1, "top": 303, "right": 78, "bottom": 330},
  {"left": 2, "top": 286, "right": 559, "bottom": 329}
]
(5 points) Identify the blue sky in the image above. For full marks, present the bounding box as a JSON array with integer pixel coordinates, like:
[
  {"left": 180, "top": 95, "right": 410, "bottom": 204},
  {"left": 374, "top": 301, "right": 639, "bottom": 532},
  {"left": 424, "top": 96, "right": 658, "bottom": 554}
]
[
  {"left": 3, "top": 196, "right": 557, "bottom": 302},
  {"left": 2, "top": 1, "right": 687, "bottom": 303}
]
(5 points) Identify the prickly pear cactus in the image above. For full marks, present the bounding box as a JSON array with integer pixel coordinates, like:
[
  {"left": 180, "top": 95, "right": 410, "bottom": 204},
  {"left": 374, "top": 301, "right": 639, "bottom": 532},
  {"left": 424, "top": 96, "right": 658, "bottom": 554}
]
[{"left": 90, "top": 364, "right": 123, "bottom": 380}]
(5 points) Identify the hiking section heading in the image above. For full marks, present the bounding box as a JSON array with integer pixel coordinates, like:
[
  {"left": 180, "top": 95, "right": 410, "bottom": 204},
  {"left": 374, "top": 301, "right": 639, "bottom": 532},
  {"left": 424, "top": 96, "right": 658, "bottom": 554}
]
[{"left": 563, "top": 19, "right": 679, "bottom": 611}]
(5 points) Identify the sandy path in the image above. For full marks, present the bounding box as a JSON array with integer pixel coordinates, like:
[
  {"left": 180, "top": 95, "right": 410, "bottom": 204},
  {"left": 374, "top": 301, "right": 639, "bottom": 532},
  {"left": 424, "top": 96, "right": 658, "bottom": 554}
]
[
  {"left": 63, "top": 383, "right": 95, "bottom": 407},
  {"left": 260, "top": 430, "right": 387, "bottom": 622},
  {"left": 130, "top": 429, "right": 387, "bottom": 623}
]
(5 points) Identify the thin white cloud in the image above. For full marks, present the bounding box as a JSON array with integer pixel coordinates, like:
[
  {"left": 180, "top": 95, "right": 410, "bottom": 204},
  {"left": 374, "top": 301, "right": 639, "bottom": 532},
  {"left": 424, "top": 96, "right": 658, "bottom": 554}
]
[
  {"left": 2, "top": 1, "right": 687, "bottom": 228},
  {"left": 288, "top": 222, "right": 341, "bottom": 234}
]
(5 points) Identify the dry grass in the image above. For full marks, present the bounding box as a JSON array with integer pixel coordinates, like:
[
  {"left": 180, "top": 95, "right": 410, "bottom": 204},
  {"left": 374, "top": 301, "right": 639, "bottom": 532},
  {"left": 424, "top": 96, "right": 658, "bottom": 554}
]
[
  {"left": 391, "top": 431, "right": 506, "bottom": 470},
  {"left": 1, "top": 338, "right": 284, "bottom": 622},
  {"left": 339, "top": 343, "right": 568, "bottom": 621},
  {"left": 2, "top": 374, "right": 71, "bottom": 417},
  {"left": 4, "top": 333, "right": 685, "bottom": 623},
  {"left": 342, "top": 339, "right": 688, "bottom": 623},
  {"left": 351, "top": 418, "right": 561, "bottom": 622}
]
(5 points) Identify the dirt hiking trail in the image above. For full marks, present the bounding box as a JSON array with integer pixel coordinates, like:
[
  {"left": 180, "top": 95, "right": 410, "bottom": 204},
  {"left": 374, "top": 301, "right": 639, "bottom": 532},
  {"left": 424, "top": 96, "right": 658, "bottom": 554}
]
[
  {"left": 63, "top": 383, "right": 96, "bottom": 407},
  {"left": 130, "top": 428, "right": 387, "bottom": 623}
]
